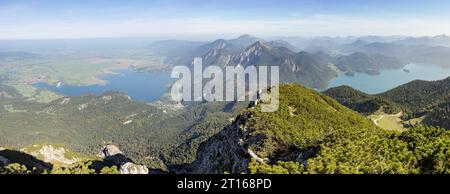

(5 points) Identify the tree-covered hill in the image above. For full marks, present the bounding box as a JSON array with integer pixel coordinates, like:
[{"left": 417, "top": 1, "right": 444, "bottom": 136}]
[
  {"left": 323, "top": 85, "right": 402, "bottom": 115},
  {"left": 377, "top": 77, "right": 450, "bottom": 129},
  {"left": 324, "top": 77, "right": 450, "bottom": 130},
  {"left": 422, "top": 99, "right": 450, "bottom": 130},
  {"left": 190, "top": 83, "right": 450, "bottom": 174},
  {"left": 377, "top": 77, "right": 450, "bottom": 116},
  {"left": 191, "top": 84, "right": 383, "bottom": 173},
  {"left": 335, "top": 52, "right": 405, "bottom": 75}
]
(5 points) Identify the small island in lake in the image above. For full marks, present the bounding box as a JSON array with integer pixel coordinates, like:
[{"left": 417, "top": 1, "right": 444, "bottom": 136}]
[{"left": 366, "top": 69, "right": 381, "bottom": 75}]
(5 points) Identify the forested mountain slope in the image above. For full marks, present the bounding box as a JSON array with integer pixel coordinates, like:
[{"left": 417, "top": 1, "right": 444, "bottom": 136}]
[
  {"left": 189, "top": 84, "right": 450, "bottom": 174},
  {"left": 0, "top": 83, "right": 248, "bottom": 171},
  {"left": 323, "top": 85, "right": 401, "bottom": 115},
  {"left": 378, "top": 77, "right": 450, "bottom": 115},
  {"left": 190, "top": 84, "right": 382, "bottom": 173},
  {"left": 324, "top": 77, "right": 450, "bottom": 130}
]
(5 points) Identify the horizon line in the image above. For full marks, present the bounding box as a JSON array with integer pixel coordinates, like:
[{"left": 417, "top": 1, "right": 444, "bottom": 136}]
[{"left": 0, "top": 34, "right": 449, "bottom": 42}]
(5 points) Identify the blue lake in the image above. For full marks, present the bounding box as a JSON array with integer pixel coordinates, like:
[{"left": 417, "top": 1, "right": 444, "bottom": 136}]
[
  {"left": 34, "top": 63, "right": 450, "bottom": 101},
  {"left": 328, "top": 63, "right": 450, "bottom": 94},
  {"left": 34, "top": 69, "right": 173, "bottom": 102}
]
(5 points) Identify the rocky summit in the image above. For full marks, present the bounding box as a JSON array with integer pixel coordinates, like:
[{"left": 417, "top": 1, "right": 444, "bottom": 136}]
[{"left": 101, "top": 145, "right": 149, "bottom": 174}]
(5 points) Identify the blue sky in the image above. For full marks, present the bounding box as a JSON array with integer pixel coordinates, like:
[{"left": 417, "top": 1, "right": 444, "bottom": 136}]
[{"left": 1, "top": 0, "right": 450, "bottom": 39}]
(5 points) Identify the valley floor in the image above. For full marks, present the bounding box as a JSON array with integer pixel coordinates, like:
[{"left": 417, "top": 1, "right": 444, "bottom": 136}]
[{"left": 369, "top": 112, "right": 406, "bottom": 131}]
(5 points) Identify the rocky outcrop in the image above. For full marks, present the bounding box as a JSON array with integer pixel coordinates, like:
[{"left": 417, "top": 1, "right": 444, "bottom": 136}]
[
  {"left": 0, "top": 156, "right": 9, "bottom": 166},
  {"left": 101, "top": 145, "right": 149, "bottom": 174},
  {"left": 78, "top": 103, "right": 88, "bottom": 111},
  {"left": 188, "top": 112, "right": 258, "bottom": 174},
  {"left": 59, "top": 98, "right": 71, "bottom": 105},
  {"left": 0, "top": 148, "right": 53, "bottom": 171},
  {"left": 35, "top": 145, "right": 78, "bottom": 165},
  {"left": 187, "top": 88, "right": 276, "bottom": 174},
  {"left": 120, "top": 162, "right": 149, "bottom": 174}
]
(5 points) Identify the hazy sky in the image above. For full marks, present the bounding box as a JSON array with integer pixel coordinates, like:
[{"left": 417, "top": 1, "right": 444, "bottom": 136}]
[{"left": 1, "top": 0, "right": 450, "bottom": 40}]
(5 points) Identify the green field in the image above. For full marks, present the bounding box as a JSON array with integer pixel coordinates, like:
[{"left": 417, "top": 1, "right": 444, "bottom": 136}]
[
  {"left": 378, "top": 115, "right": 406, "bottom": 131},
  {"left": 6, "top": 84, "right": 62, "bottom": 103},
  {"left": 369, "top": 112, "right": 406, "bottom": 131},
  {"left": 0, "top": 50, "right": 168, "bottom": 104}
]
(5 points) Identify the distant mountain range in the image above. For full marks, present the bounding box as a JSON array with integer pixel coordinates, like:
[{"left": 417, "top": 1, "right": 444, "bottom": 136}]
[
  {"left": 272, "top": 35, "right": 450, "bottom": 50},
  {"left": 266, "top": 35, "right": 450, "bottom": 68},
  {"left": 150, "top": 34, "right": 447, "bottom": 89},
  {"left": 393, "top": 35, "right": 450, "bottom": 47}
]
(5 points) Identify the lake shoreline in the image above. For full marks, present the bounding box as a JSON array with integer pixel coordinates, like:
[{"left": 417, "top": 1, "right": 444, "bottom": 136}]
[
  {"left": 33, "top": 68, "right": 173, "bottom": 103},
  {"left": 326, "top": 63, "right": 450, "bottom": 94}
]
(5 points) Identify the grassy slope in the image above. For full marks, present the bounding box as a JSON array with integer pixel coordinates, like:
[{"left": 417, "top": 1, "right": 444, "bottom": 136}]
[{"left": 377, "top": 115, "right": 405, "bottom": 131}]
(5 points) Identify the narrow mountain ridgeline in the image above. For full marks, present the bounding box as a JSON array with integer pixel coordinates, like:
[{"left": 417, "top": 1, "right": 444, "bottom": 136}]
[
  {"left": 191, "top": 39, "right": 338, "bottom": 89},
  {"left": 189, "top": 84, "right": 450, "bottom": 174},
  {"left": 227, "top": 41, "right": 337, "bottom": 89},
  {"left": 147, "top": 35, "right": 261, "bottom": 67},
  {"left": 189, "top": 84, "right": 381, "bottom": 173},
  {"left": 228, "top": 34, "right": 264, "bottom": 48},
  {"left": 266, "top": 40, "right": 300, "bottom": 52}
]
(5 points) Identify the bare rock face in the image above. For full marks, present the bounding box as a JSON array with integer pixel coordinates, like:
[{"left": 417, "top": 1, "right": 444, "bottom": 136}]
[
  {"left": 120, "top": 162, "right": 149, "bottom": 174},
  {"left": 102, "top": 145, "right": 124, "bottom": 157},
  {"left": 0, "top": 156, "right": 10, "bottom": 166},
  {"left": 101, "top": 145, "right": 149, "bottom": 174},
  {"left": 34, "top": 145, "right": 79, "bottom": 165},
  {"left": 188, "top": 113, "right": 254, "bottom": 174}
]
